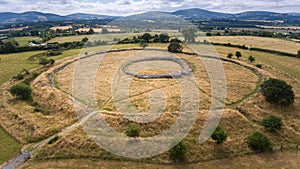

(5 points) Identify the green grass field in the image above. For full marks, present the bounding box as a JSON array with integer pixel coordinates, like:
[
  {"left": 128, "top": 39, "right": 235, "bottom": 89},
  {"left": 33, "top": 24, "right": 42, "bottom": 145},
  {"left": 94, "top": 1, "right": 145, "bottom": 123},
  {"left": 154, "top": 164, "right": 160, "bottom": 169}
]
[
  {"left": 0, "top": 128, "right": 21, "bottom": 164},
  {"left": 10, "top": 36, "right": 42, "bottom": 46},
  {"left": 213, "top": 46, "right": 300, "bottom": 81}
]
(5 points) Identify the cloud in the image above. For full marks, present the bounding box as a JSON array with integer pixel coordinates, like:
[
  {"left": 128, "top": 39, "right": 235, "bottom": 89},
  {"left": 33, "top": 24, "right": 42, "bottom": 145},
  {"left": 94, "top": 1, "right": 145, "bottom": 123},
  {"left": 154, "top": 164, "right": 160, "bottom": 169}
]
[{"left": 0, "top": 0, "right": 299, "bottom": 15}]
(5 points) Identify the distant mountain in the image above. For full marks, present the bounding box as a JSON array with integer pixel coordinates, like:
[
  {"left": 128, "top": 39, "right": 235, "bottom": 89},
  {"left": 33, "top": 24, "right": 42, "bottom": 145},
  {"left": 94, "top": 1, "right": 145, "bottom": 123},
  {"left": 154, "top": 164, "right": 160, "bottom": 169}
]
[
  {"left": 0, "top": 11, "right": 118, "bottom": 23},
  {"left": 171, "top": 8, "right": 232, "bottom": 19},
  {"left": 0, "top": 11, "right": 67, "bottom": 23},
  {"left": 66, "top": 13, "right": 119, "bottom": 20},
  {"left": 0, "top": 8, "right": 299, "bottom": 24},
  {"left": 171, "top": 8, "right": 300, "bottom": 22}
]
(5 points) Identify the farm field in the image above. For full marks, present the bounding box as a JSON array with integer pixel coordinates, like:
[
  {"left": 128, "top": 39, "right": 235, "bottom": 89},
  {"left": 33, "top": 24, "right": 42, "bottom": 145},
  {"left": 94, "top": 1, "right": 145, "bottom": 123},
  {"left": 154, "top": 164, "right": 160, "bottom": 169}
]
[
  {"left": 11, "top": 36, "right": 42, "bottom": 46},
  {"left": 47, "top": 33, "right": 136, "bottom": 43},
  {"left": 213, "top": 45, "right": 300, "bottom": 81},
  {"left": 206, "top": 36, "right": 300, "bottom": 54}
]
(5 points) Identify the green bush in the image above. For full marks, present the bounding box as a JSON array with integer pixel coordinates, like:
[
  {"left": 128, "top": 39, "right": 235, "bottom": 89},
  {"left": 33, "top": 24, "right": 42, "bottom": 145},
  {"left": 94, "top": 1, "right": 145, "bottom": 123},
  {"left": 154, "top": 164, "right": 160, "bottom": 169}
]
[
  {"left": 261, "top": 115, "right": 283, "bottom": 131},
  {"left": 236, "top": 51, "right": 242, "bottom": 59},
  {"left": 247, "top": 132, "right": 272, "bottom": 152},
  {"left": 211, "top": 126, "right": 227, "bottom": 144},
  {"left": 261, "top": 78, "right": 295, "bottom": 106},
  {"left": 248, "top": 55, "right": 256, "bottom": 62},
  {"left": 168, "top": 42, "right": 183, "bottom": 53},
  {"left": 227, "top": 53, "right": 233, "bottom": 59},
  {"left": 256, "top": 64, "right": 262, "bottom": 68},
  {"left": 10, "top": 83, "right": 32, "bottom": 100},
  {"left": 169, "top": 141, "right": 187, "bottom": 163},
  {"left": 125, "top": 124, "right": 141, "bottom": 138},
  {"left": 48, "top": 135, "right": 59, "bottom": 144}
]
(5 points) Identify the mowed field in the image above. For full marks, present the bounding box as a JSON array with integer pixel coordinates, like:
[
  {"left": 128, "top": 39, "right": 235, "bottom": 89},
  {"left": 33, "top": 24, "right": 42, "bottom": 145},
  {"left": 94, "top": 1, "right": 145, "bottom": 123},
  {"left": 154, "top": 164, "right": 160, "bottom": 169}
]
[{"left": 206, "top": 36, "right": 300, "bottom": 54}]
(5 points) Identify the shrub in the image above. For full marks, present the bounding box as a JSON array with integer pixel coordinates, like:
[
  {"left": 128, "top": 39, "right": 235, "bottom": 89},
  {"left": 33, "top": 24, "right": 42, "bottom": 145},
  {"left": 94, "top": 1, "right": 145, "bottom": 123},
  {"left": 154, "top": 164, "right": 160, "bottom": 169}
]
[
  {"left": 227, "top": 53, "right": 233, "bottom": 59},
  {"left": 10, "top": 83, "right": 32, "bottom": 100},
  {"left": 139, "top": 42, "right": 148, "bottom": 48},
  {"left": 168, "top": 42, "right": 183, "bottom": 53},
  {"left": 256, "top": 64, "right": 262, "bottom": 68},
  {"left": 247, "top": 132, "right": 272, "bottom": 152},
  {"left": 248, "top": 55, "right": 256, "bottom": 62},
  {"left": 48, "top": 135, "right": 59, "bottom": 144},
  {"left": 236, "top": 51, "right": 242, "bottom": 59},
  {"left": 211, "top": 126, "right": 227, "bottom": 144},
  {"left": 261, "top": 115, "right": 283, "bottom": 131},
  {"left": 297, "top": 49, "right": 300, "bottom": 57},
  {"left": 39, "top": 58, "right": 50, "bottom": 66},
  {"left": 126, "top": 124, "right": 141, "bottom": 138},
  {"left": 169, "top": 141, "right": 187, "bottom": 163},
  {"left": 47, "top": 50, "right": 62, "bottom": 56},
  {"left": 261, "top": 78, "right": 295, "bottom": 106}
]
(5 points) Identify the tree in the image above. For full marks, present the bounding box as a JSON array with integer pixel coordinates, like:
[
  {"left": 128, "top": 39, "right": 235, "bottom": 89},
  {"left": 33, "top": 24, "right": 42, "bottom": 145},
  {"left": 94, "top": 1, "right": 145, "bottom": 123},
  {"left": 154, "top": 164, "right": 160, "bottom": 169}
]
[
  {"left": 261, "top": 115, "right": 283, "bottom": 131},
  {"left": 168, "top": 42, "right": 183, "bottom": 53},
  {"left": 140, "top": 33, "right": 152, "bottom": 42},
  {"left": 297, "top": 49, "right": 300, "bottom": 58},
  {"left": 248, "top": 55, "right": 255, "bottom": 62},
  {"left": 159, "top": 33, "right": 170, "bottom": 43},
  {"left": 169, "top": 141, "right": 187, "bottom": 163},
  {"left": 102, "top": 28, "right": 109, "bottom": 34},
  {"left": 227, "top": 53, "right": 233, "bottom": 59},
  {"left": 1, "top": 40, "right": 19, "bottom": 53},
  {"left": 126, "top": 124, "right": 141, "bottom": 138},
  {"left": 211, "top": 126, "right": 227, "bottom": 144},
  {"left": 247, "top": 132, "right": 272, "bottom": 152},
  {"left": 236, "top": 51, "right": 242, "bottom": 59},
  {"left": 182, "top": 28, "right": 197, "bottom": 43},
  {"left": 82, "top": 37, "right": 89, "bottom": 42},
  {"left": 87, "top": 28, "right": 95, "bottom": 35},
  {"left": 10, "top": 83, "right": 32, "bottom": 100},
  {"left": 261, "top": 78, "right": 295, "bottom": 106}
]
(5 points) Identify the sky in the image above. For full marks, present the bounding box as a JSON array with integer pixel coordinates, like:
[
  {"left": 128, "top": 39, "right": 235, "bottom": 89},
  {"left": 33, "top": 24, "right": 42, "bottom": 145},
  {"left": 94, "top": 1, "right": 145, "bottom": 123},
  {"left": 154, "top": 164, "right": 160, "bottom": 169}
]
[{"left": 0, "top": 0, "right": 300, "bottom": 16}]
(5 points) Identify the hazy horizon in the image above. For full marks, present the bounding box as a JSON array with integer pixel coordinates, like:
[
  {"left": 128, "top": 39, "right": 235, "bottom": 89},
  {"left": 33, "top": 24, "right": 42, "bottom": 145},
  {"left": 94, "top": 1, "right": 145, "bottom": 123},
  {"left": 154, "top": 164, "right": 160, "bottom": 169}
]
[{"left": 0, "top": 0, "right": 299, "bottom": 16}]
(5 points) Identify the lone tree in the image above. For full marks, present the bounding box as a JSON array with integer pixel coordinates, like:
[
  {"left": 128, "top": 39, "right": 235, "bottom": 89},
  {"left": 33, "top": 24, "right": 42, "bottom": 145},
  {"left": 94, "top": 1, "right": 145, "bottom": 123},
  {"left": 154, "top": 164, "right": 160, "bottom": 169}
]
[
  {"left": 10, "top": 83, "right": 32, "bottom": 100},
  {"left": 125, "top": 124, "right": 141, "bottom": 138},
  {"left": 169, "top": 141, "right": 187, "bottom": 163},
  {"left": 297, "top": 49, "right": 300, "bottom": 57},
  {"left": 261, "top": 78, "right": 295, "bottom": 106},
  {"left": 182, "top": 28, "right": 197, "bottom": 43},
  {"left": 247, "top": 131, "right": 272, "bottom": 152},
  {"left": 211, "top": 126, "right": 227, "bottom": 144},
  {"left": 261, "top": 115, "right": 283, "bottom": 131},
  {"left": 236, "top": 51, "right": 242, "bottom": 59},
  {"left": 227, "top": 53, "right": 233, "bottom": 59},
  {"left": 168, "top": 42, "right": 183, "bottom": 53},
  {"left": 248, "top": 55, "right": 256, "bottom": 62}
]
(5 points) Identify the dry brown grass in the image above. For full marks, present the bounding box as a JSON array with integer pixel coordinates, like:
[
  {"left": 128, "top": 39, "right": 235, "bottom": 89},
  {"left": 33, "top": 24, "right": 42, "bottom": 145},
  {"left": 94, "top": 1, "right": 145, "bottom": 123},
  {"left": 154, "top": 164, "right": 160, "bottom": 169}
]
[
  {"left": 206, "top": 36, "right": 300, "bottom": 54},
  {"left": 22, "top": 150, "right": 300, "bottom": 169},
  {"left": 32, "top": 109, "right": 256, "bottom": 163}
]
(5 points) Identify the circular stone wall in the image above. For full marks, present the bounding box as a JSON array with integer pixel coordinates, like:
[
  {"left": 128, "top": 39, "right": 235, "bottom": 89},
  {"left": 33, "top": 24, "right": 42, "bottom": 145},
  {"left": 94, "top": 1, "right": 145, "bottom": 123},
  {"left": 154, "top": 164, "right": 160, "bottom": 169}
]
[{"left": 122, "top": 56, "right": 193, "bottom": 79}]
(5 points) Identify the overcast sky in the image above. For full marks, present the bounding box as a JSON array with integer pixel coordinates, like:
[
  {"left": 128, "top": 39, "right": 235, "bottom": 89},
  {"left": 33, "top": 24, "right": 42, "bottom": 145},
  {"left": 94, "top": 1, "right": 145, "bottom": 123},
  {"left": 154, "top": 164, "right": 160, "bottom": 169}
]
[{"left": 0, "top": 0, "right": 299, "bottom": 16}]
